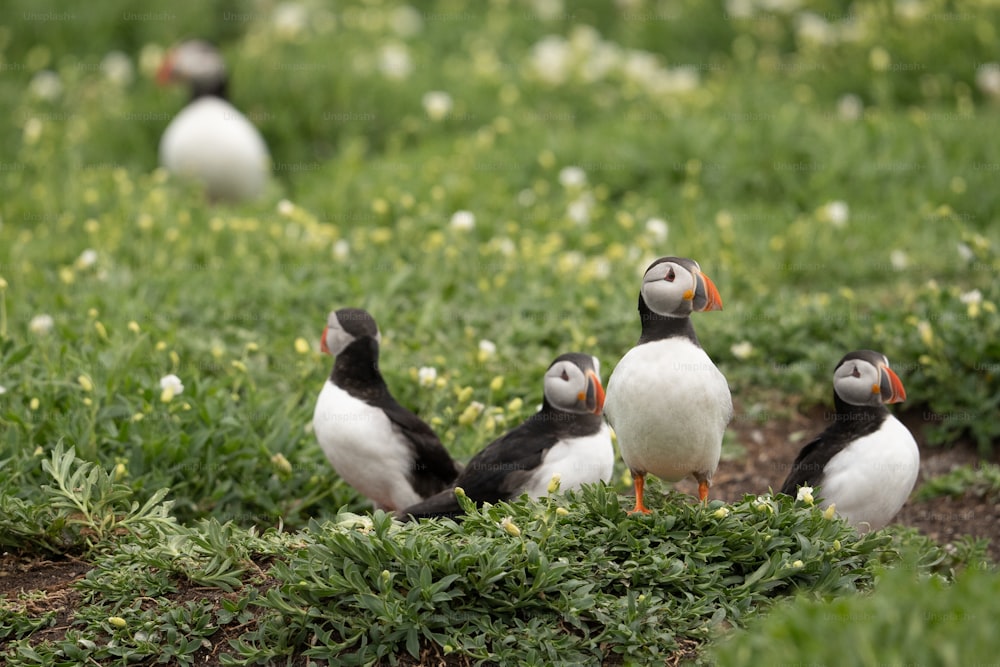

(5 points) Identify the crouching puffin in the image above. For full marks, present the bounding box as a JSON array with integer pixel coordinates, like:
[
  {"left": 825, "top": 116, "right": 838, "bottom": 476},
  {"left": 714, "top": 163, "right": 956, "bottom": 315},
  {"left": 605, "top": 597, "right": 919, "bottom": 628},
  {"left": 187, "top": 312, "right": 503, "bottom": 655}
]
[
  {"left": 604, "top": 256, "right": 732, "bottom": 513},
  {"left": 399, "top": 353, "right": 613, "bottom": 520},
  {"left": 157, "top": 40, "right": 270, "bottom": 202},
  {"left": 313, "top": 308, "right": 461, "bottom": 511},
  {"left": 781, "top": 350, "right": 919, "bottom": 532}
]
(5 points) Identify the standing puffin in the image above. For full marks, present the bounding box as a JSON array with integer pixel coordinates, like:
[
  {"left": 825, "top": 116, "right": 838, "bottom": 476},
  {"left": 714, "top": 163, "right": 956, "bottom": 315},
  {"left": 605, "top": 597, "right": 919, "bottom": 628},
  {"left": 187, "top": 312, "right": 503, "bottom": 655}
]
[
  {"left": 604, "top": 256, "right": 732, "bottom": 513},
  {"left": 313, "top": 308, "right": 461, "bottom": 511},
  {"left": 157, "top": 40, "right": 270, "bottom": 202},
  {"left": 399, "top": 353, "right": 613, "bottom": 520},
  {"left": 781, "top": 350, "right": 919, "bottom": 532}
]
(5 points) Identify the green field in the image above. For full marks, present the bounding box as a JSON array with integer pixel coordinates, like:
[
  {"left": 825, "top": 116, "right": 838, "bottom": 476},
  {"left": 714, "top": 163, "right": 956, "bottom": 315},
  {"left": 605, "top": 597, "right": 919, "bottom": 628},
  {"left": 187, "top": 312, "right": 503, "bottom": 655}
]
[{"left": 2, "top": 0, "right": 1000, "bottom": 664}]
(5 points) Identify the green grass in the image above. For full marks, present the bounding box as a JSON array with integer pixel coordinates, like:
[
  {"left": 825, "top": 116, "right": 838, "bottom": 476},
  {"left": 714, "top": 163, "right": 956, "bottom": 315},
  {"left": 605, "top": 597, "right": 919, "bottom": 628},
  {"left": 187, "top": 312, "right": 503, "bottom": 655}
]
[{"left": 2, "top": 0, "right": 1000, "bottom": 663}]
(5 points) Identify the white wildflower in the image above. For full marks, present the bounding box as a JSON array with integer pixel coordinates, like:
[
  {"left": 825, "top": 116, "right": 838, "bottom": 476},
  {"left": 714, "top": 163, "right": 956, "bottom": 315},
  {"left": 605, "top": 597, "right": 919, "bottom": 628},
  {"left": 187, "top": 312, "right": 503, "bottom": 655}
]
[
  {"left": 960, "top": 289, "right": 982, "bottom": 305},
  {"left": 417, "top": 366, "right": 437, "bottom": 388},
  {"left": 824, "top": 200, "right": 849, "bottom": 227},
  {"left": 333, "top": 239, "right": 350, "bottom": 260},
  {"left": 449, "top": 210, "right": 475, "bottom": 230},
  {"left": 836, "top": 94, "right": 863, "bottom": 121},
  {"left": 390, "top": 5, "right": 423, "bottom": 37},
  {"left": 379, "top": 43, "right": 413, "bottom": 80},
  {"left": 29, "top": 314, "right": 55, "bottom": 336},
  {"left": 558, "top": 166, "right": 586, "bottom": 189},
  {"left": 975, "top": 63, "right": 1000, "bottom": 98},
  {"left": 889, "top": 249, "right": 908, "bottom": 270},
  {"left": 101, "top": 51, "right": 134, "bottom": 86},
  {"left": 159, "top": 374, "right": 184, "bottom": 402},
  {"left": 76, "top": 249, "right": 98, "bottom": 269},
  {"left": 795, "top": 485, "right": 815, "bottom": 505},
  {"left": 730, "top": 341, "right": 754, "bottom": 360},
  {"left": 29, "top": 70, "right": 62, "bottom": 100},
  {"left": 645, "top": 217, "right": 669, "bottom": 243},
  {"left": 421, "top": 91, "right": 453, "bottom": 121}
]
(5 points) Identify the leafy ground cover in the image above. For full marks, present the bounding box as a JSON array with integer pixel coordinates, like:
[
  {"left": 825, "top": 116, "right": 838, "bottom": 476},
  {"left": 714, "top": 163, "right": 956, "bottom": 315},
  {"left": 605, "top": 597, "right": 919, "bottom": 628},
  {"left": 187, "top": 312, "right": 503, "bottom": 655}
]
[{"left": 2, "top": 0, "right": 1000, "bottom": 663}]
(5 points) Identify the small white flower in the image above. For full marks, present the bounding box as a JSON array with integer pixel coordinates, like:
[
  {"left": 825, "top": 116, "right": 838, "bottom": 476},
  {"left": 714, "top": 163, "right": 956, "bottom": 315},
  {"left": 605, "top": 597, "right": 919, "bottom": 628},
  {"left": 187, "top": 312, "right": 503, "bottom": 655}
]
[
  {"left": 0, "top": 385, "right": 7, "bottom": 395},
  {"left": 421, "top": 91, "right": 453, "bottom": 121},
  {"left": 273, "top": 2, "right": 308, "bottom": 39},
  {"left": 645, "top": 217, "right": 669, "bottom": 243},
  {"left": 890, "top": 249, "right": 908, "bottom": 270},
  {"left": 752, "top": 495, "right": 775, "bottom": 513},
  {"left": 478, "top": 340, "right": 497, "bottom": 358},
  {"left": 730, "top": 341, "right": 754, "bottom": 360},
  {"left": 530, "top": 36, "right": 571, "bottom": 85},
  {"left": 418, "top": 366, "right": 437, "bottom": 388},
  {"left": 558, "top": 166, "right": 586, "bottom": 189},
  {"left": 101, "top": 51, "right": 134, "bottom": 86},
  {"left": 956, "top": 242, "right": 974, "bottom": 262},
  {"left": 795, "top": 486, "right": 815, "bottom": 505},
  {"left": 567, "top": 196, "right": 592, "bottom": 224},
  {"left": 333, "top": 239, "right": 350, "bottom": 260},
  {"left": 23, "top": 117, "right": 43, "bottom": 145},
  {"left": 975, "top": 63, "right": 1000, "bottom": 98},
  {"left": 824, "top": 200, "right": 849, "bottom": 227},
  {"left": 837, "top": 93, "right": 863, "bottom": 121},
  {"left": 29, "top": 70, "right": 62, "bottom": 101},
  {"left": 960, "top": 289, "right": 983, "bottom": 305},
  {"left": 159, "top": 374, "right": 184, "bottom": 396},
  {"left": 277, "top": 199, "right": 295, "bottom": 217},
  {"left": 76, "top": 249, "right": 98, "bottom": 269},
  {"left": 449, "top": 210, "right": 476, "bottom": 230},
  {"left": 379, "top": 43, "right": 413, "bottom": 80},
  {"left": 29, "top": 314, "right": 55, "bottom": 336},
  {"left": 516, "top": 189, "right": 536, "bottom": 207}
]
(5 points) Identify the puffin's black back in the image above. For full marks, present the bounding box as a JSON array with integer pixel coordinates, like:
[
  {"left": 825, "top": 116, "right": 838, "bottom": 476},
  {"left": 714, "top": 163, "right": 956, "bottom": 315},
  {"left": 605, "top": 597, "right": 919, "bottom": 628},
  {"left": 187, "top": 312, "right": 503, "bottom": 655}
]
[
  {"left": 779, "top": 395, "right": 890, "bottom": 495},
  {"left": 400, "top": 393, "right": 605, "bottom": 520},
  {"left": 331, "top": 335, "right": 460, "bottom": 495}
]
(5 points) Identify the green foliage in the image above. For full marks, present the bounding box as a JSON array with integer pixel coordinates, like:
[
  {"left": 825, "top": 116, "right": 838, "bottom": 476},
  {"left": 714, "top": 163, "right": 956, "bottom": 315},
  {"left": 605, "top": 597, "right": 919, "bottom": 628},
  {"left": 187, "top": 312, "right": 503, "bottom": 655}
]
[
  {"left": 711, "top": 560, "right": 1000, "bottom": 667},
  {"left": 233, "top": 486, "right": 888, "bottom": 665},
  {"left": 914, "top": 463, "right": 1000, "bottom": 502}
]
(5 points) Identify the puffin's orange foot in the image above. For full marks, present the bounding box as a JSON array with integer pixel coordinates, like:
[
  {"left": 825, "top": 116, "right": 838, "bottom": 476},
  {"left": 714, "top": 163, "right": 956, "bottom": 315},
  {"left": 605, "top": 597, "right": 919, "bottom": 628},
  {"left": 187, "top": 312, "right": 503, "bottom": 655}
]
[
  {"left": 628, "top": 473, "right": 653, "bottom": 514},
  {"left": 697, "top": 480, "right": 710, "bottom": 502}
]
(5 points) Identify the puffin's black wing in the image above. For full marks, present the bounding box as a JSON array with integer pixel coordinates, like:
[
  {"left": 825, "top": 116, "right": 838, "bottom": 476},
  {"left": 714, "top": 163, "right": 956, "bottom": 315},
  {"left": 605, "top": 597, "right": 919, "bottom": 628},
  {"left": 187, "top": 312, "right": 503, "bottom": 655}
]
[
  {"left": 381, "top": 398, "right": 461, "bottom": 498},
  {"left": 399, "top": 415, "right": 559, "bottom": 520},
  {"left": 779, "top": 415, "right": 884, "bottom": 496}
]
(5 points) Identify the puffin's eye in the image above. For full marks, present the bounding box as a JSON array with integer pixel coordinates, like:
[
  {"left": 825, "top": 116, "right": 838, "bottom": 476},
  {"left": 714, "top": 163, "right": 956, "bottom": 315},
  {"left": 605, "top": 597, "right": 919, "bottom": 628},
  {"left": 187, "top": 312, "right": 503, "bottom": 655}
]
[
  {"left": 851, "top": 366, "right": 861, "bottom": 378},
  {"left": 664, "top": 267, "right": 676, "bottom": 282},
  {"left": 560, "top": 369, "right": 570, "bottom": 381}
]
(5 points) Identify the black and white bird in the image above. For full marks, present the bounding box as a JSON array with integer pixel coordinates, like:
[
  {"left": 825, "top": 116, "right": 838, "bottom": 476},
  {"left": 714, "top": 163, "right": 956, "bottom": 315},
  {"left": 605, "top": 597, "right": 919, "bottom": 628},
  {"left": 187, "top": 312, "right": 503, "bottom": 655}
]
[
  {"left": 157, "top": 40, "right": 270, "bottom": 202},
  {"left": 604, "top": 256, "right": 732, "bottom": 513},
  {"left": 781, "top": 350, "right": 919, "bottom": 532},
  {"left": 313, "top": 308, "right": 461, "bottom": 511},
  {"left": 399, "top": 353, "right": 613, "bottom": 520}
]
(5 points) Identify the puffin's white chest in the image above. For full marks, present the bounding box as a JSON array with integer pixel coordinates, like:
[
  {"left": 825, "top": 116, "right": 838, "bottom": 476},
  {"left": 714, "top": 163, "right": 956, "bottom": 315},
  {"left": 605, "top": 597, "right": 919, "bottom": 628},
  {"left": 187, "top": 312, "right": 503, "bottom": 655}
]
[
  {"left": 520, "top": 422, "right": 615, "bottom": 498},
  {"left": 159, "top": 97, "right": 270, "bottom": 202},
  {"left": 605, "top": 338, "right": 732, "bottom": 481},
  {"left": 312, "top": 381, "right": 422, "bottom": 511},
  {"left": 818, "top": 416, "right": 920, "bottom": 532}
]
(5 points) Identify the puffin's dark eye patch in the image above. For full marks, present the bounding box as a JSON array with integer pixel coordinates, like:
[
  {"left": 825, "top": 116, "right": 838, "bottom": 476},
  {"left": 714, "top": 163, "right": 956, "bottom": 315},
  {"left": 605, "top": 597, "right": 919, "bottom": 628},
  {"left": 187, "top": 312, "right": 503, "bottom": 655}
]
[
  {"left": 561, "top": 369, "right": 570, "bottom": 381},
  {"left": 851, "top": 366, "right": 861, "bottom": 378},
  {"left": 664, "top": 267, "right": 676, "bottom": 282}
]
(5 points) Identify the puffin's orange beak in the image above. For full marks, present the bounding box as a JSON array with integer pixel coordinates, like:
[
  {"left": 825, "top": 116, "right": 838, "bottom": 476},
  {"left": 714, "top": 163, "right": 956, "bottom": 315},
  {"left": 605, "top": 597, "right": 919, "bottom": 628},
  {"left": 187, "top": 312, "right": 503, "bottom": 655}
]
[
  {"left": 880, "top": 364, "right": 906, "bottom": 404},
  {"left": 586, "top": 370, "right": 605, "bottom": 415},
  {"left": 692, "top": 270, "right": 723, "bottom": 312},
  {"left": 319, "top": 326, "right": 330, "bottom": 354},
  {"left": 155, "top": 53, "right": 174, "bottom": 86}
]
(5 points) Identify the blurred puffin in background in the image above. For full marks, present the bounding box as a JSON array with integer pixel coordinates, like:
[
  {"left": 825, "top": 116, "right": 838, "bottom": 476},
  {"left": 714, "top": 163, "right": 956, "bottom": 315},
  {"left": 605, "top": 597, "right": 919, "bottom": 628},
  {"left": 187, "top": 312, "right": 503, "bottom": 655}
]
[{"left": 156, "top": 40, "right": 270, "bottom": 202}]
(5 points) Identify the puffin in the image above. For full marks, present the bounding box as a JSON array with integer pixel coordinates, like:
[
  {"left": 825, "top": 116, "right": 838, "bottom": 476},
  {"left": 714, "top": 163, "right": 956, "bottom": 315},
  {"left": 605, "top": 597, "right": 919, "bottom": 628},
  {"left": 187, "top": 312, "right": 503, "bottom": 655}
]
[
  {"left": 313, "top": 308, "right": 461, "bottom": 511},
  {"left": 780, "top": 350, "right": 919, "bottom": 532},
  {"left": 399, "top": 353, "right": 613, "bottom": 520},
  {"left": 604, "top": 256, "right": 732, "bottom": 513},
  {"left": 156, "top": 40, "right": 270, "bottom": 202}
]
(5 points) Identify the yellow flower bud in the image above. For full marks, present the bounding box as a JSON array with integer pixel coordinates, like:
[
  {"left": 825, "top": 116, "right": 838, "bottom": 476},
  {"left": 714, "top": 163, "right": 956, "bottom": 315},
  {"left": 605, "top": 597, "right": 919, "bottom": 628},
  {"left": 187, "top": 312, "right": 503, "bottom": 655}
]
[
  {"left": 500, "top": 516, "right": 521, "bottom": 537},
  {"left": 270, "top": 452, "right": 292, "bottom": 475},
  {"left": 127, "top": 321, "right": 141, "bottom": 334},
  {"left": 823, "top": 504, "right": 837, "bottom": 520},
  {"left": 555, "top": 507, "right": 569, "bottom": 516},
  {"left": 78, "top": 375, "right": 94, "bottom": 392},
  {"left": 489, "top": 375, "right": 504, "bottom": 392},
  {"left": 547, "top": 473, "right": 561, "bottom": 494},
  {"left": 94, "top": 321, "right": 108, "bottom": 340},
  {"left": 108, "top": 616, "right": 127, "bottom": 629},
  {"left": 294, "top": 337, "right": 311, "bottom": 354},
  {"left": 713, "top": 507, "right": 730, "bottom": 519},
  {"left": 29, "top": 397, "right": 40, "bottom": 411}
]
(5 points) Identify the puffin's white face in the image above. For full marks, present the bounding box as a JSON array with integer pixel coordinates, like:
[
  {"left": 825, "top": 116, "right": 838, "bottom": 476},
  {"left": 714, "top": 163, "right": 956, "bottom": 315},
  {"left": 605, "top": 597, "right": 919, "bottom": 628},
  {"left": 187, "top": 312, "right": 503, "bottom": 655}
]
[
  {"left": 833, "top": 353, "right": 906, "bottom": 407},
  {"left": 543, "top": 355, "right": 605, "bottom": 415},
  {"left": 321, "top": 309, "right": 381, "bottom": 356},
  {"left": 640, "top": 258, "right": 723, "bottom": 318}
]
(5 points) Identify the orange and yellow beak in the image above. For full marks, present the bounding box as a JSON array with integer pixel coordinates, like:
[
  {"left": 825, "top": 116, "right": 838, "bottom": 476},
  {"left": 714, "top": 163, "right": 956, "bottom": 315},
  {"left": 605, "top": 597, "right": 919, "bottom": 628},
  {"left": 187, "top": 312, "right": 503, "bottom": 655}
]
[
  {"left": 155, "top": 53, "right": 174, "bottom": 86},
  {"left": 582, "top": 370, "right": 605, "bottom": 415},
  {"left": 878, "top": 364, "right": 906, "bottom": 404},
  {"left": 319, "top": 326, "right": 331, "bottom": 355},
  {"left": 691, "top": 270, "right": 724, "bottom": 312}
]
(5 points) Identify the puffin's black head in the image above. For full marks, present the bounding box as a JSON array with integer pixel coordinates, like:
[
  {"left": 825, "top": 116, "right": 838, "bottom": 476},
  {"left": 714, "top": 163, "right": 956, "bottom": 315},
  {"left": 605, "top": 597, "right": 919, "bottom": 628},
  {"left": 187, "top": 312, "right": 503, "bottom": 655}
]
[
  {"left": 832, "top": 349, "right": 906, "bottom": 408},
  {"left": 639, "top": 256, "right": 723, "bottom": 318},
  {"left": 543, "top": 353, "right": 605, "bottom": 415},
  {"left": 321, "top": 308, "right": 381, "bottom": 357},
  {"left": 157, "top": 40, "right": 229, "bottom": 99}
]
